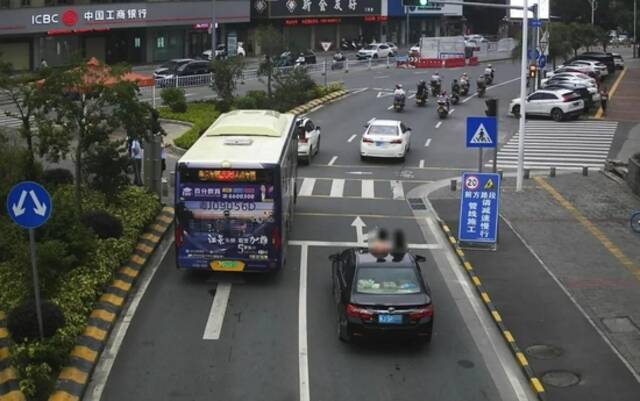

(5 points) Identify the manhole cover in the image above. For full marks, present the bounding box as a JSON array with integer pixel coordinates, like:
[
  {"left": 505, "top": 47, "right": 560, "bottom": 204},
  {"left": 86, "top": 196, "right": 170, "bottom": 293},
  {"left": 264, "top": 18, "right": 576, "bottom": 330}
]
[
  {"left": 457, "top": 359, "right": 474, "bottom": 369},
  {"left": 526, "top": 344, "right": 563, "bottom": 360},
  {"left": 541, "top": 370, "right": 580, "bottom": 387}
]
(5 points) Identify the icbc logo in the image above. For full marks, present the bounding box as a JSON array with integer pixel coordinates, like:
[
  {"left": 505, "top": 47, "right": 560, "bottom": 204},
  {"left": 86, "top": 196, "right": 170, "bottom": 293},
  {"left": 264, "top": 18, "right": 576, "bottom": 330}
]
[{"left": 31, "top": 8, "right": 77, "bottom": 26}]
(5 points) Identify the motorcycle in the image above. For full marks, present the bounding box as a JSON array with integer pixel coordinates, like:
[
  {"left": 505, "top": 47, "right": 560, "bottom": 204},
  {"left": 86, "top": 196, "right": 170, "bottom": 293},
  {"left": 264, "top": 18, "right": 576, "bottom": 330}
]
[
  {"left": 450, "top": 92, "right": 460, "bottom": 105},
  {"left": 437, "top": 99, "right": 449, "bottom": 119},
  {"left": 341, "top": 38, "right": 351, "bottom": 50},
  {"left": 430, "top": 80, "right": 441, "bottom": 97},
  {"left": 393, "top": 95, "right": 406, "bottom": 112},
  {"left": 477, "top": 84, "right": 486, "bottom": 98},
  {"left": 331, "top": 53, "right": 346, "bottom": 70},
  {"left": 416, "top": 90, "right": 428, "bottom": 107},
  {"left": 460, "top": 79, "right": 470, "bottom": 96}
]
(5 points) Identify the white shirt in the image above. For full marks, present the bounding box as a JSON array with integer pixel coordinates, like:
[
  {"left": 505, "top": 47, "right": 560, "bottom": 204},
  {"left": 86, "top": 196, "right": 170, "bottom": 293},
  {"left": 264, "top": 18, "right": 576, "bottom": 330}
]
[
  {"left": 484, "top": 67, "right": 493, "bottom": 75},
  {"left": 131, "top": 139, "right": 142, "bottom": 160},
  {"left": 393, "top": 89, "right": 406, "bottom": 97}
]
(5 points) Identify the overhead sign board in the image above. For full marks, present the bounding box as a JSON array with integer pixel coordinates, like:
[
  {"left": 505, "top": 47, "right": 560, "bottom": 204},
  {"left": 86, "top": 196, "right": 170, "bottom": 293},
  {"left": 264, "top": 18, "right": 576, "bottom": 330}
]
[
  {"left": 509, "top": 0, "right": 550, "bottom": 20},
  {"left": 466, "top": 117, "right": 497, "bottom": 148},
  {"left": 6, "top": 181, "right": 52, "bottom": 229},
  {"left": 458, "top": 173, "right": 500, "bottom": 244}
]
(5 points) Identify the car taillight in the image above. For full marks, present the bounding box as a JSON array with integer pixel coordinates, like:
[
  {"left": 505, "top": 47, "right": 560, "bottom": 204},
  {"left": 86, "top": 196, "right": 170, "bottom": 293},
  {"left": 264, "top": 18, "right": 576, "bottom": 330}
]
[
  {"left": 175, "top": 223, "right": 183, "bottom": 247},
  {"left": 409, "top": 304, "right": 433, "bottom": 321},
  {"left": 362, "top": 137, "right": 374, "bottom": 143},
  {"left": 562, "top": 95, "right": 575, "bottom": 102},
  {"left": 346, "top": 304, "right": 374, "bottom": 321},
  {"left": 271, "top": 226, "right": 281, "bottom": 251},
  {"left": 390, "top": 139, "right": 402, "bottom": 144}
]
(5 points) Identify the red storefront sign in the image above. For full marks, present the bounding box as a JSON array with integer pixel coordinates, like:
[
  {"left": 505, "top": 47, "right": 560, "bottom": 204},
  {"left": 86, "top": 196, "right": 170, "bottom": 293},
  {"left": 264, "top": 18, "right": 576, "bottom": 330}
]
[
  {"left": 363, "top": 15, "right": 387, "bottom": 22},
  {"left": 284, "top": 17, "right": 342, "bottom": 25}
]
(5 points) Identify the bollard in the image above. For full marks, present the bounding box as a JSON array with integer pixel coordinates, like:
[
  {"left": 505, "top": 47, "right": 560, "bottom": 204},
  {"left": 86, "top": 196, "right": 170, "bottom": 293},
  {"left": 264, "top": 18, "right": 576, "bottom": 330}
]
[
  {"left": 550, "top": 167, "right": 556, "bottom": 177},
  {"left": 345, "top": 58, "right": 349, "bottom": 73},
  {"left": 498, "top": 169, "right": 504, "bottom": 181},
  {"left": 162, "top": 177, "right": 169, "bottom": 198},
  {"left": 368, "top": 57, "right": 372, "bottom": 70},
  {"left": 386, "top": 56, "right": 390, "bottom": 69},
  {"left": 582, "top": 166, "right": 589, "bottom": 176},
  {"left": 169, "top": 171, "right": 176, "bottom": 188},
  {"left": 524, "top": 169, "right": 530, "bottom": 179},
  {"left": 450, "top": 179, "right": 457, "bottom": 191}
]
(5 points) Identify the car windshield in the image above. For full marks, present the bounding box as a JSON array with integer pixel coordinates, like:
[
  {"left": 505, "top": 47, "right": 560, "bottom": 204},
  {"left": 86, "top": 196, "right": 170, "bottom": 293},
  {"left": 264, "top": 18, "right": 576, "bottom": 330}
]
[
  {"left": 356, "top": 267, "right": 421, "bottom": 295},
  {"left": 368, "top": 125, "right": 398, "bottom": 136},
  {"left": 364, "top": 45, "right": 376, "bottom": 50},
  {"left": 160, "top": 61, "right": 187, "bottom": 71}
]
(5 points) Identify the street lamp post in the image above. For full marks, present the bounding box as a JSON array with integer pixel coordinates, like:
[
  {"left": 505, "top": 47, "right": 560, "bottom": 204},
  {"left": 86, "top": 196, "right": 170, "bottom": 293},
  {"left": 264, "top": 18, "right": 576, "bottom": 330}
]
[
  {"left": 634, "top": 0, "right": 638, "bottom": 58},
  {"left": 211, "top": 0, "right": 216, "bottom": 56},
  {"left": 516, "top": 0, "right": 529, "bottom": 192}
]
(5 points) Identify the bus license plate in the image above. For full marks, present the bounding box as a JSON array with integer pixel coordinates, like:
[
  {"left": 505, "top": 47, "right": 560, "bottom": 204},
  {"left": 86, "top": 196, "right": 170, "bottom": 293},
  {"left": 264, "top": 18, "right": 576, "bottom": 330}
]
[
  {"left": 210, "top": 260, "right": 245, "bottom": 272},
  {"left": 378, "top": 314, "right": 402, "bottom": 324}
]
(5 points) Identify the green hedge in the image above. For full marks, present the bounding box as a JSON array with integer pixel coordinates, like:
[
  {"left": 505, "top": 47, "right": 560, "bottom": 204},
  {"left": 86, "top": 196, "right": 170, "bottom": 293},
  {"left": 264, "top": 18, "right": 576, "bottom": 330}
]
[
  {"left": 158, "top": 101, "right": 220, "bottom": 150},
  {"left": 0, "top": 185, "right": 160, "bottom": 400}
]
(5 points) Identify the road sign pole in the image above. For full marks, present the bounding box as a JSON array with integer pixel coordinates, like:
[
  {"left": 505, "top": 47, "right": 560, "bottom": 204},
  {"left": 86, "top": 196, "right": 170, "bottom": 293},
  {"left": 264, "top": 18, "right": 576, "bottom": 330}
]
[
  {"left": 478, "top": 148, "right": 483, "bottom": 172},
  {"left": 516, "top": 0, "right": 528, "bottom": 192},
  {"left": 28, "top": 228, "right": 44, "bottom": 340},
  {"left": 492, "top": 145, "right": 498, "bottom": 173}
]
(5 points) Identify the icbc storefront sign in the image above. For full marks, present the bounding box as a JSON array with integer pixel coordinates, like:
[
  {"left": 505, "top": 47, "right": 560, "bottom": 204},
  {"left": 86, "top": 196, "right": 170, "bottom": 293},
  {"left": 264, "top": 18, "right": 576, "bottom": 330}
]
[{"left": 31, "top": 8, "right": 148, "bottom": 26}]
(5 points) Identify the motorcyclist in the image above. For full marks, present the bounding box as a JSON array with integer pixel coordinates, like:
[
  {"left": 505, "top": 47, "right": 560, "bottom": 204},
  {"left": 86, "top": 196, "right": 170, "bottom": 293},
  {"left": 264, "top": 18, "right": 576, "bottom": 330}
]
[
  {"left": 451, "top": 79, "right": 460, "bottom": 95},
  {"left": 477, "top": 74, "right": 487, "bottom": 91},
  {"left": 484, "top": 64, "right": 495, "bottom": 81},
  {"left": 437, "top": 90, "right": 450, "bottom": 110},
  {"left": 430, "top": 72, "right": 442, "bottom": 95},
  {"left": 416, "top": 80, "right": 428, "bottom": 98},
  {"left": 333, "top": 50, "right": 345, "bottom": 61},
  {"left": 431, "top": 71, "right": 442, "bottom": 85},
  {"left": 394, "top": 84, "right": 406, "bottom": 98}
]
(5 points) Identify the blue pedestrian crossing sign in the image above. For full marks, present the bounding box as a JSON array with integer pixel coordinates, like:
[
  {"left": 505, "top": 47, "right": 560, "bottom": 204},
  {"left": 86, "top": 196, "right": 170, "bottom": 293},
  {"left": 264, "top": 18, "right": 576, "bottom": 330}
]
[
  {"left": 466, "top": 116, "right": 497, "bottom": 148},
  {"left": 458, "top": 173, "right": 500, "bottom": 244},
  {"left": 6, "top": 181, "right": 52, "bottom": 229}
]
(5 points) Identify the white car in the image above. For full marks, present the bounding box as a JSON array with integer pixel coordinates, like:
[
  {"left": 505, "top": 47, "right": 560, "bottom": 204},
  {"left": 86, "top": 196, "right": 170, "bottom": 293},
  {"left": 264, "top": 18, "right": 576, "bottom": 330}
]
[
  {"left": 542, "top": 72, "right": 596, "bottom": 87},
  {"left": 385, "top": 42, "right": 399, "bottom": 55},
  {"left": 612, "top": 52, "right": 625, "bottom": 69},
  {"left": 296, "top": 118, "right": 321, "bottom": 164},
  {"left": 509, "top": 89, "right": 585, "bottom": 122},
  {"left": 546, "top": 65, "right": 598, "bottom": 80},
  {"left": 542, "top": 75, "right": 597, "bottom": 89},
  {"left": 357, "top": 43, "right": 393, "bottom": 59},
  {"left": 360, "top": 119, "right": 412, "bottom": 160},
  {"left": 409, "top": 43, "right": 420, "bottom": 56},
  {"left": 563, "top": 60, "right": 608, "bottom": 77}
]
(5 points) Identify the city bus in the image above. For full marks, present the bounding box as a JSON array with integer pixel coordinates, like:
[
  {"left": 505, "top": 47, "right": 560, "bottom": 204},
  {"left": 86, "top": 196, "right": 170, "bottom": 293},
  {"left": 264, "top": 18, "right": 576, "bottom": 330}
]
[{"left": 174, "top": 110, "right": 298, "bottom": 272}]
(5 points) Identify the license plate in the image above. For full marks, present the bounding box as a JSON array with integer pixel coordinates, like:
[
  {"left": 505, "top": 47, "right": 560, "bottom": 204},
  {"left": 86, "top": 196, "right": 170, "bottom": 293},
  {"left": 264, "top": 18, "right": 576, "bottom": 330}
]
[
  {"left": 210, "top": 260, "right": 245, "bottom": 272},
  {"left": 376, "top": 141, "right": 385, "bottom": 147},
  {"left": 378, "top": 314, "right": 403, "bottom": 324}
]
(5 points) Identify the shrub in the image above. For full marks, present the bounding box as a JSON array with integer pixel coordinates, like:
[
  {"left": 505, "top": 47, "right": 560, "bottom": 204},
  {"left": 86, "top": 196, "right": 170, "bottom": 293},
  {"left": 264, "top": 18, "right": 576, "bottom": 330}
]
[
  {"left": 7, "top": 300, "right": 65, "bottom": 341},
  {"left": 83, "top": 140, "right": 130, "bottom": 202},
  {"left": 41, "top": 169, "right": 73, "bottom": 188},
  {"left": 273, "top": 68, "right": 319, "bottom": 111},
  {"left": 234, "top": 90, "right": 270, "bottom": 110},
  {"left": 81, "top": 210, "right": 123, "bottom": 239},
  {"left": 159, "top": 102, "right": 220, "bottom": 149},
  {"left": 161, "top": 87, "right": 187, "bottom": 113}
]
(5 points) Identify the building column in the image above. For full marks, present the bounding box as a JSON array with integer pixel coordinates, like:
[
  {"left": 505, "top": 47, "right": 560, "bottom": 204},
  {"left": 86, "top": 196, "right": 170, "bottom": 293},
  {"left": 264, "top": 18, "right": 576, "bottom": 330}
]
[
  {"left": 146, "top": 28, "right": 154, "bottom": 63},
  {"left": 310, "top": 25, "right": 316, "bottom": 50}
]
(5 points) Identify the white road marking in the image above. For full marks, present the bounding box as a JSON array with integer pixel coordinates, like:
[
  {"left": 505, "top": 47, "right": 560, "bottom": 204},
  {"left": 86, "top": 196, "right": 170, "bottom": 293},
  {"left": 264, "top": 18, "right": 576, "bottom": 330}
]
[
  {"left": 375, "top": 75, "right": 390, "bottom": 79},
  {"left": 203, "top": 282, "right": 232, "bottom": 340},
  {"left": 386, "top": 105, "right": 394, "bottom": 110},
  {"left": 462, "top": 77, "right": 521, "bottom": 103},
  {"left": 448, "top": 108, "right": 455, "bottom": 115},
  {"left": 391, "top": 180, "right": 405, "bottom": 200},
  {"left": 408, "top": 94, "right": 416, "bottom": 99},
  {"left": 347, "top": 134, "right": 357, "bottom": 143},
  {"left": 299, "top": 178, "right": 316, "bottom": 197},
  {"left": 330, "top": 179, "right": 345, "bottom": 198},
  {"left": 435, "top": 121, "right": 442, "bottom": 128},
  {"left": 299, "top": 245, "right": 310, "bottom": 401},
  {"left": 361, "top": 179, "right": 375, "bottom": 198},
  {"left": 351, "top": 87, "right": 369, "bottom": 94},
  {"left": 289, "top": 240, "right": 441, "bottom": 249},
  {"left": 328, "top": 156, "right": 338, "bottom": 166},
  {"left": 351, "top": 216, "right": 367, "bottom": 245},
  {"left": 425, "top": 138, "right": 432, "bottom": 147},
  {"left": 419, "top": 159, "right": 425, "bottom": 168}
]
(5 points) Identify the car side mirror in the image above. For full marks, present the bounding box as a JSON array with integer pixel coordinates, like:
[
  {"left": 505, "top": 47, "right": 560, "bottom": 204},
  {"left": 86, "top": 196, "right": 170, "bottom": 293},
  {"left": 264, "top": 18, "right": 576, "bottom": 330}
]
[{"left": 415, "top": 255, "right": 426, "bottom": 263}]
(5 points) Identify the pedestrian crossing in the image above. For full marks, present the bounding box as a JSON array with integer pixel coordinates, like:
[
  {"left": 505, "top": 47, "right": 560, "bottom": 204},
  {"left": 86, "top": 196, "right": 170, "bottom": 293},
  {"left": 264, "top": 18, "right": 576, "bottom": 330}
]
[
  {"left": 296, "top": 177, "right": 425, "bottom": 201},
  {"left": 0, "top": 115, "right": 22, "bottom": 129},
  {"left": 491, "top": 120, "right": 618, "bottom": 170}
]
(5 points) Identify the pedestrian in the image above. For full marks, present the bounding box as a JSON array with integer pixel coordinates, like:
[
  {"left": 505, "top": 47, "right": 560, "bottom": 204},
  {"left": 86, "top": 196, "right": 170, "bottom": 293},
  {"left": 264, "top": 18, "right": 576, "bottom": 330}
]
[
  {"left": 130, "top": 137, "right": 143, "bottom": 186},
  {"left": 39, "top": 58, "right": 48, "bottom": 69},
  {"left": 600, "top": 85, "right": 609, "bottom": 114},
  {"left": 160, "top": 137, "right": 166, "bottom": 173}
]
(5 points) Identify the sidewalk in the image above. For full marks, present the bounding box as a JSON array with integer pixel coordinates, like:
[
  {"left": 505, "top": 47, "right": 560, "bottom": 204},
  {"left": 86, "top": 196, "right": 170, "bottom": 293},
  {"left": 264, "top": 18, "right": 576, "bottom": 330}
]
[
  {"left": 429, "top": 172, "right": 640, "bottom": 400},
  {"left": 604, "top": 53, "right": 640, "bottom": 123}
]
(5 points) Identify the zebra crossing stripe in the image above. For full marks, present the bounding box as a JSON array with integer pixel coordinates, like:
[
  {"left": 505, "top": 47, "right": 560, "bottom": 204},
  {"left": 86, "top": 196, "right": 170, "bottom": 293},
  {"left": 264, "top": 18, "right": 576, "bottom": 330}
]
[
  {"left": 299, "top": 178, "right": 316, "bottom": 197},
  {"left": 391, "top": 180, "right": 404, "bottom": 200},
  {"left": 361, "top": 180, "right": 375, "bottom": 199},
  {"left": 329, "top": 179, "right": 345, "bottom": 198}
]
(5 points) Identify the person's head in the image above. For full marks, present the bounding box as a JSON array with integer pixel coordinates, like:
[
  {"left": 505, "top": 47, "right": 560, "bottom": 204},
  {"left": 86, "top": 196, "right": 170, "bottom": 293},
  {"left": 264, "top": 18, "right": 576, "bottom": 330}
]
[
  {"left": 396, "top": 84, "right": 403, "bottom": 89},
  {"left": 463, "top": 72, "right": 468, "bottom": 77},
  {"left": 453, "top": 79, "right": 458, "bottom": 83},
  {"left": 488, "top": 64, "right": 493, "bottom": 68},
  {"left": 434, "top": 71, "right": 439, "bottom": 75},
  {"left": 420, "top": 80, "right": 425, "bottom": 85}
]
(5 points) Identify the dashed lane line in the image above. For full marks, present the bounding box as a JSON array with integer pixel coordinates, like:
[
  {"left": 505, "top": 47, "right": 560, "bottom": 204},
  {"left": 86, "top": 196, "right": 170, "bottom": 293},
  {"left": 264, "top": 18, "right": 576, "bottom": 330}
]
[
  {"left": 328, "top": 156, "right": 338, "bottom": 166},
  {"left": 202, "top": 282, "right": 232, "bottom": 340},
  {"left": 425, "top": 138, "right": 432, "bottom": 147},
  {"left": 435, "top": 121, "right": 442, "bottom": 129},
  {"left": 347, "top": 134, "right": 357, "bottom": 143}
]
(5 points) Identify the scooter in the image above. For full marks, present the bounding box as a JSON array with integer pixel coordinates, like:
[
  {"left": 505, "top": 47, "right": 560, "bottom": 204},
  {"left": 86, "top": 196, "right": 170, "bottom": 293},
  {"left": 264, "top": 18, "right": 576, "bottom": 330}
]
[
  {"left": 416, "top": 91, "right": 428, "bottom": 107},
  {"left": 331, "top": 53, "right": 346, "bottom": 70},
  {"left": 437, "top": 100, "right": 449, "bottom": 119},
  {"left": 393, "top": 95, "right": 406, "bottom": 112},
  {"left": 430, "top": 80, "right": 441, "bottom": 97},
  {"left": 460, "top": 79, "right": 470, "bottom": 96}
]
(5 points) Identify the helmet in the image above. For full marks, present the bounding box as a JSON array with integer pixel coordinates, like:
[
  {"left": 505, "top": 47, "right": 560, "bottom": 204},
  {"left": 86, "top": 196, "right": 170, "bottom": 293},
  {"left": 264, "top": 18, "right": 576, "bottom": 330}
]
[
  {"left": 434, "top": 71, "right": 440, "bottom": 75},
  {"left": 396, "top": 84, "right": 403, "bottom": 89},
  {"left": 462, "top": 72, "right": 468, "bottom": 77},
  {"left": 419, "top": 80, "right": 425, "bottom": 85},
  {"left": 488, "top": 64, "right": 493, "bottom": 68}
]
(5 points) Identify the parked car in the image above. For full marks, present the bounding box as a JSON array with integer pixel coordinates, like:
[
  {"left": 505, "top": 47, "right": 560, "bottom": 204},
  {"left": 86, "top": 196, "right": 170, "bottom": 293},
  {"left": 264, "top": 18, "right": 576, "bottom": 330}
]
[
  {"left": 541, "top": 74, "right": 597, "bottom": 89},
  {"left": 509, "top": 89, "right": 585, "bottom": 122},
  {"left": 155, "top": 59, "right": 211, "bottom": 87},
  {"left": 574, "top": 53, "right": 615, "bottom": 74},
  {"left": 330, "top": 246, "right": 433, "bottom": 343},
  {"left": 360, "top": 119, "right": 412, "bottom": 161},
  {"left": 201, "top": 42, "right": 246, "bottom": 60},
  {"left": 357, "top": 43, "right": 393, "bottom": 59},
  {"left": 543, "top": 84, "right": 597, "bottom": 112},
  {"left": 153, "top": 58, "right": 192, "bottom": 79},
  {"left": 566, "top": 60, "right": 608, "bottom": 77},
  {"left": 611, "top": 52, "right": 625, "bottom": 69},
  {"left": 546, "top": 66, "right": 599, "bottom": 80},
  {"left": 295, "top": 117, "right": 321, "bottom": 164}
]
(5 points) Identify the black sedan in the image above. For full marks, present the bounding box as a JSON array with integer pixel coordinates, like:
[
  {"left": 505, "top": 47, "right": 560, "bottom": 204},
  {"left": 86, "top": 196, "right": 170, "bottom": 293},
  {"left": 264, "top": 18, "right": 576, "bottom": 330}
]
[{"left": 330, "top": 247, "right": 434, "bottom": 344}]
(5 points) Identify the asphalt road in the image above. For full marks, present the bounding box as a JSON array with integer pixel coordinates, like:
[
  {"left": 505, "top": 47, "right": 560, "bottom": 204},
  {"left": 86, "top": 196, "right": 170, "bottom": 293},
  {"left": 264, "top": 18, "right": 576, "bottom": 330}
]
[{"left": 89, "top": 61, "right": 543, "bottom": 401}]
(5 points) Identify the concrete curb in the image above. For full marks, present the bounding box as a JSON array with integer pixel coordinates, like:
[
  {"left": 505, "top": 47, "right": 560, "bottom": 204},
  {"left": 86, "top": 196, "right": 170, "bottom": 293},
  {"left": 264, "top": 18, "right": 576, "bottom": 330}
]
[
  {"left": 287, "top": 89, "right": 349, "bottom": 115},
  {"left": 0, "top": 312, "right": 26, "bottom": 401},
  {"left": 48, "top": 206, "right": 175, "bottom": 401},
  {"left": 435, "top": 219, "right": 547, "bottom": 401}
]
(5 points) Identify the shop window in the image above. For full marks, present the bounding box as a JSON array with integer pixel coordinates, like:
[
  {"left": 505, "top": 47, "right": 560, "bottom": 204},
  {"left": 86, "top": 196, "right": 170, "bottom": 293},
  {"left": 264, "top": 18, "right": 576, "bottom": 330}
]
[
  {"left": 157, "top": 37, "right": 166, "bottom": 49},
  {"left": 134, "top": 37, "right": 141, "bottom": 48}
]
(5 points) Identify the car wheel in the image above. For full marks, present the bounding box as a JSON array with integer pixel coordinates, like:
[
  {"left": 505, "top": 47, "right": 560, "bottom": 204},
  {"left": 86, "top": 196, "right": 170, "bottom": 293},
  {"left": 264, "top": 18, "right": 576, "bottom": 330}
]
[
  {"left": 360, "top": 154, "right": 367, "bottom": 162},
  {"left": 512, "top": 105, "right": 521, "bottom": 117},
  {"left": 373, "top": 54, "right": 379, "bottom": 59},
  {"left": 551, "top": 108, "right": 564, "bottom": 122},
  {"left": 337, "top": 313, "right": 351, "bottom": 342}
]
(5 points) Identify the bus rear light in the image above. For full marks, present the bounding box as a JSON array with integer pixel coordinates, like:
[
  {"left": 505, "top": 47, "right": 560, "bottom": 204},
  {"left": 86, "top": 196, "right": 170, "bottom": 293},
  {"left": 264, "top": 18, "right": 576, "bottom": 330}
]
[
  {"left": 175, "top": 224, "right": 183, "bottom": 247},
  {"left": 272, "top": 226, "right": 281, "bottom": 251}
]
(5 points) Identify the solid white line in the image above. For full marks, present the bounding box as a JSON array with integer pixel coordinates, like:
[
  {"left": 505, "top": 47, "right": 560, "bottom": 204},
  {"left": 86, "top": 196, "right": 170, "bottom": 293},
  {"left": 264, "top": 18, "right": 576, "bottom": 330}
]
[
  {"left": 419, "top": 159, "right": 425, "bottom": 168},
  {"left": 425, "top": 138, "right": 432, "bottom": 147},
  {"left": 289, "top": 240, "right": 441, "bottom": 249},
  {"left": 391, "top": 180, "right": 404, "bottom": 200},
  {"left": 375, "top": 75, "right": 390, "bottom": 79},
  {"left": 361, "top": 179, "right": 375, "bottom": 198},
  {"left": 461, "top": 76, "right": 521, "bottom": 103},
  {"left": 299, "top": 245, "right": 310, "bottom": 401},
  {"left": 351, "top": 87, "right": 369, "bottom": 94},
  {"left": 203, "top": 282, "right": 232, "bottom": 340},
  {"left": 330, "top": 179, "right": 345, "bottom": 198},
  {"left": 435, "top": 121, "right": 443, "bottom": 129},
  {"left": 299, "top": 178, "right": 316, "bottom": 197},
  {"left": 500, "top": 215, "right": 640, "bottom": 383},
  {"left": 328, "top": 156, "right": 338, "bottom": 166},
  {"left": 347, "top": 134, "right": 357, "bottom": 143}
]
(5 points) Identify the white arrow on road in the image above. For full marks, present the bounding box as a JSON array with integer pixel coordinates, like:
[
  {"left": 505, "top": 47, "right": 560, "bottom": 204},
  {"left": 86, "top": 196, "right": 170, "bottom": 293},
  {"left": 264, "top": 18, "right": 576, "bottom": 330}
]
[
  {"left": 351, "top": 216, "right": 367, "bottom": 245},
  {"left": 12, "top": 190, "right": 27, "bottom": 217},
  {"left": 376, "top": 91, "right": 395, "bottom": 98},
  {"left": 29, "top": 190, "right": 47, "bottom": 216}
]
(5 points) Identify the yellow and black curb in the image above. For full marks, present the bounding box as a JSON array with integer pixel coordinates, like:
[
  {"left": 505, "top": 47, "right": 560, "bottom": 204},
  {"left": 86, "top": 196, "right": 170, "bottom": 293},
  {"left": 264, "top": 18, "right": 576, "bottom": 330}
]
[
  {"left": 48, "top": 206, "right": 175, "bottom": 401},
  {"left": 0, "top": 311, "right": 25, "bottom": 401},
  {"left": 288, "top": 89, "right": 349, "bottom": 115},
  {"left": 437, "top": 219, "right": 547, "bottom": 401}
]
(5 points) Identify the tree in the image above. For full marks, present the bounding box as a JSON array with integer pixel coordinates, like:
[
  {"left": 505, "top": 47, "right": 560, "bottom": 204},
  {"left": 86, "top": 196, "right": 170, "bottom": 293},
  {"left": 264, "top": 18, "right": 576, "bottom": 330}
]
[
  {"left": 256, "top": 25, "right": 285, "bottom": 98},
  {"left": 594, "top": 25, "right": 612, "bottom": 52},
  {"left": 272, "top": 68, "right": 317, "bottom": 112},
  {"left": 209, "top": 57, "right": 245, "bottom": 112},
  {"left": 548, "top": 23, "right": 573, "bottom": 68},
  {"left": 0, "top": 61, "right": 49, "bottom": 179},
  {"left": 37, "top": 61, "right": 153, "bottom": 210}
]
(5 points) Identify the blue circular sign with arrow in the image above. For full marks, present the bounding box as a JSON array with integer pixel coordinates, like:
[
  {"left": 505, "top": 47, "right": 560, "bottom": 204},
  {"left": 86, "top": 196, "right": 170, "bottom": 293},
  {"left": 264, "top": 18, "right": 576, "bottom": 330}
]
[{"left": 5, "top": 181, "right": 53, "bottom": 229}]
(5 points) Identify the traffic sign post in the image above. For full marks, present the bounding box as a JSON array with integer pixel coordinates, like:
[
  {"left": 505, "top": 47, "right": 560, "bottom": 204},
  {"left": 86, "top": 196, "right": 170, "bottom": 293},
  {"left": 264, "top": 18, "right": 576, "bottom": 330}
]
[
  {"left": 6, "top": 181, "right": 53, "bottom": 340},
  {"left": 466, "top": 116, "right": 497, "bottom": 173},
  {"left": 458, "top": 172, "right": 501, "bottom": 250},
  {"left": 320, "top": 41, "right": 332, "bottom": 87}
]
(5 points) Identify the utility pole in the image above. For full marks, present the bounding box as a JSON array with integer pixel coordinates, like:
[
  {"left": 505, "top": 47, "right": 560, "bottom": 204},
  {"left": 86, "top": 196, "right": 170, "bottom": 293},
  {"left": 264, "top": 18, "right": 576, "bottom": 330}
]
[
  {"left": 635, "top": 0, "right": 638, "bottom": 58},
  {"left": 211, "top": 0, "right": 216, "bottom": 57},
  {"left": 517, "top": 0, "right": 529, "bottom": 192},
  {"left": 405, "top": 6, "right": 410, "bottom": 46},
  {"left": 587, "top": 0, "right": 597, "bottom": 25}
]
